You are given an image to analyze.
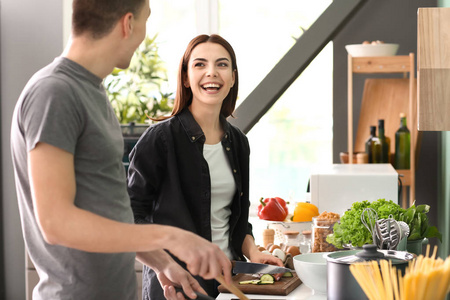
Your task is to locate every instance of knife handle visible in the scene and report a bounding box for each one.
[174,287,215,300]
[216,274,250,300]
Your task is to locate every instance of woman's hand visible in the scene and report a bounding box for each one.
[242,234,284,267]
[248,250,284,267]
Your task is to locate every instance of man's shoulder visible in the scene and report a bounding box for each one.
[24,59,75,94]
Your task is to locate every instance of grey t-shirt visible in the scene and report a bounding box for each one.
[11,57,137,300]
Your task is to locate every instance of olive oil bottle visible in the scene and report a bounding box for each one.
[372,119,390,163]
[365,126,376,163]
[394,113,410,169]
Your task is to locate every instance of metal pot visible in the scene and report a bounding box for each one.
[326,244,415,300]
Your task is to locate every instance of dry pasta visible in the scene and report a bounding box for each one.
[349,245,450,300]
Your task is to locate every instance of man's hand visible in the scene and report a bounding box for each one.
[156,262,206,300]
[165,230,232,285]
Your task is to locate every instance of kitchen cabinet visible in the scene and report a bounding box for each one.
[347,54,418,208]
[417,8,450,131]
[25,251,143,300]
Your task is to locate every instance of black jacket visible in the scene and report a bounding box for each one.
[127,108,252,298]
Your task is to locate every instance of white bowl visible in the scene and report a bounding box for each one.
[293,252,329,295]
[345,43,399,57]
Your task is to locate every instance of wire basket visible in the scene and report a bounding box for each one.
[266,221,312,245]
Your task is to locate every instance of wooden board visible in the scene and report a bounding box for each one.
[217,273,301,296]
[354,78,418,155]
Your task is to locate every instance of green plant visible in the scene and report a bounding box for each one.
[104,35,173,124]
[398,203,442,242]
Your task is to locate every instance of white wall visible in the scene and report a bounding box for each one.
[1,1,64,298]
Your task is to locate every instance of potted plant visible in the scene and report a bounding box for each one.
[397,203,442,255]
[104,35,174,168]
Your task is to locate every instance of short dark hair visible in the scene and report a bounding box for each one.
[72,0,146,39]
[174,34,239,118]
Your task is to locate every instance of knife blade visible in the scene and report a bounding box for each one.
[232,261,294,275]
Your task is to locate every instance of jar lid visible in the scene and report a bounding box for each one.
[326,244,415,265]
[284,230,299,236]
[302,230,312,236]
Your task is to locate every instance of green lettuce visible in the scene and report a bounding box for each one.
[326,199,440,249]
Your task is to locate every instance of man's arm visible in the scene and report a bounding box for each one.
[28,142,232,282]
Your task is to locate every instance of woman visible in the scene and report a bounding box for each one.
[128,34,282,299]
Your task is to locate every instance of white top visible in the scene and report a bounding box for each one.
[203,142,236,259]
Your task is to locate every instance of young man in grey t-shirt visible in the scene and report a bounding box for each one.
[10,0,231,299]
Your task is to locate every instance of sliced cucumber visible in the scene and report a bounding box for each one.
[239,280,260,285]
[259,274,275,284]
[282,271,293,278]
[258,281,275,285]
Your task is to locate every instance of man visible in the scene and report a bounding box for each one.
[10,0,231,299]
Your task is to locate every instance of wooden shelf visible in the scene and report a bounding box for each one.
[347,54,417,208]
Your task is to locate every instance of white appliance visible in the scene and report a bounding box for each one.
[310,164,399,216]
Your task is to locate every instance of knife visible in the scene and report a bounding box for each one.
[232,261,294,275]
[174,287,215,300]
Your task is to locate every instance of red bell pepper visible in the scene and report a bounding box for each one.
[260,197,289,216]
[258,197,288,221]
[274,197,289,216]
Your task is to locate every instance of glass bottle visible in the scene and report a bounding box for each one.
[394,113,410,169]
[365,126,376,163]
[372,119,390,163]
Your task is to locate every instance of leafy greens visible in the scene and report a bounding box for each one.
[326,199,442,249]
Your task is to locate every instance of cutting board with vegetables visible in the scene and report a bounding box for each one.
[217,273,301,296]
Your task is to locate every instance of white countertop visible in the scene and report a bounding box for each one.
[216,283,327,300]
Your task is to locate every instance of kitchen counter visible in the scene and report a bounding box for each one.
[216,283,327,300]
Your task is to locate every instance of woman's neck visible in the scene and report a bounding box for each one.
[189,104,223,144]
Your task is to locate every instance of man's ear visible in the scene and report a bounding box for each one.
[121,12,134,38]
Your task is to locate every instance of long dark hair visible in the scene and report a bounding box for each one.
[158,34,239,121]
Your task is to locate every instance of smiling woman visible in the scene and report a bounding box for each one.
[145,1,333,217]
[127,34,285,299]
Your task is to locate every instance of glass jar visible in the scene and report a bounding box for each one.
[300,230,311,254]
[311,215,340,252]
[283,230,300,247]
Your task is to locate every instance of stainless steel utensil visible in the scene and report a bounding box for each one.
[396,221,410,250]
[398,221,410,239]
[361,208,378,245]
[388,219,400,250]
[375,216,400,250]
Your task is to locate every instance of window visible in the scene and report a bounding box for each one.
[148,1,333,220]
